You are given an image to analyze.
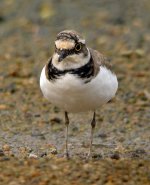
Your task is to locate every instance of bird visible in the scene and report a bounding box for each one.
[40,30,118,158]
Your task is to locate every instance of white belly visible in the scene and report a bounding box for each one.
[40,66,118,113]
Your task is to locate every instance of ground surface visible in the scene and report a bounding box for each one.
[0,0,150,184]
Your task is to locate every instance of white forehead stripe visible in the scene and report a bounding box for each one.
[79,39,85,44]
[55,40,75,50]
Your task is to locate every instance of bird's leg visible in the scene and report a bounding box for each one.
[87,111,96,158]
[64,111,69,158]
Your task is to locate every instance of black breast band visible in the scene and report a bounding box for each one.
[46,56,94,83]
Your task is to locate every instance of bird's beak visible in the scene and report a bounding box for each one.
[58,50,67,62]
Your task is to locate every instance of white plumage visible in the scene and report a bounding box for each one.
[40,65,118,113]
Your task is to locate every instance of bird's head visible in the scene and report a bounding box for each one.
[52,30,90,70]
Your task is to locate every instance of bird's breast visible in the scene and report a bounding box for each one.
[40,66,118,112]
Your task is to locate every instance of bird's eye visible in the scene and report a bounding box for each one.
[75,43,82,51]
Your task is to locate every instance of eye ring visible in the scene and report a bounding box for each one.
[75,43,82,51]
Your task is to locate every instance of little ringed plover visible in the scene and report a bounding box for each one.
[40,30,118,158]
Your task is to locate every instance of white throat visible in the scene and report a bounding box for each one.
[52,48,90,70]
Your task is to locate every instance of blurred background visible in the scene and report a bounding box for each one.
[0,0,150,61]
[0,0,150,184]
[0,0,150,169]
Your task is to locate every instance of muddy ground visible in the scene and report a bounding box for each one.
[0,0,150,184]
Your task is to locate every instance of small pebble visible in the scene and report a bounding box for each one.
[0,157,10,161]
[0,104,9,110]
[50,117,62,124]
[2,144,10,151]
[50,148,57,155]
[110,152,120,160]
[97,133,107,138]
[29,153,38,159]
[19,147,26,153]
[92,153,102,159]
[83,163,92,171]
[0,149,5,156]
[40,152,47,157]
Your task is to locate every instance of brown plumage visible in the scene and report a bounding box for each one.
[56,30,84,42]
[89,48,112,76]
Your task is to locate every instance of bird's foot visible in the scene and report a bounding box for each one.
[64,151,70,159]
[85,151,92,160]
